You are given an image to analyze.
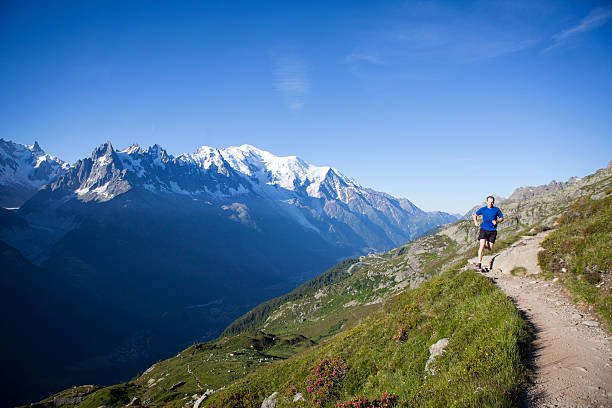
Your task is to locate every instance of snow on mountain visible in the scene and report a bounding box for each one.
[188,144,442,238]
[44,141,407,212]
[0,138,69,207]
[45,141,251,202]
[14,139,457,250]
[218,144,341,198]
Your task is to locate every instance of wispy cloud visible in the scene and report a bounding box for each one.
[545,6,612,52]
[343,2,543,74]
[271,54,310,110]
[344,53,384,65]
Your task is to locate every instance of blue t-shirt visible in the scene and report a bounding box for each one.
[476,206,503,231]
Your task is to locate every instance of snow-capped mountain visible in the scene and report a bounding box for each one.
[46,142,251,203]
[0,138,70,207]
[31,140,455,250]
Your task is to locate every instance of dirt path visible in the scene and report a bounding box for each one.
[467,231,612,408]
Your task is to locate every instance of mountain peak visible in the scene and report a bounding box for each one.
[121,144,143,154]
[146,143,169,161]
[236,143,261,152]
[193,145,220,155]
[0,140,67,207]
[93,141,114,156]
[30,141,43,154]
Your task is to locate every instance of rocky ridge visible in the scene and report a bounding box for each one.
[0,139,69,207]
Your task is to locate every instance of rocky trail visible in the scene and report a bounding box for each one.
[466,232,612,407]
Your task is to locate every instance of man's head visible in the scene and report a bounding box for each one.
[486,196,495,207]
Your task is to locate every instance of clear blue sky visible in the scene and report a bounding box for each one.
[1,0,611,213]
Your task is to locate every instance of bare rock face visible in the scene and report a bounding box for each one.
[425,338,450,375]
[507,178,580,202]
[462,174,583,220]
[486,232,550,275]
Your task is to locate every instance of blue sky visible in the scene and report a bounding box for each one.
[1,0,611,213]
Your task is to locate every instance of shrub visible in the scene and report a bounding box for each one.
[335,392,398,408]
[306,357,349,406]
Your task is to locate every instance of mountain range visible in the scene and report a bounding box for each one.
[0,138,457,406]
[3,138,456,254]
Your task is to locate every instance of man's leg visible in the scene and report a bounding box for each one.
[487,242,495,269]
[478,239,487,265]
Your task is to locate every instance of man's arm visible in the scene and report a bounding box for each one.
[473,212,479,227]
[492,208,504,225]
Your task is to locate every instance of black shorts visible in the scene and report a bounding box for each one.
[478,228,497,243]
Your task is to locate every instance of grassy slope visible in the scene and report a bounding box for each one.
[27,164,612,407]
[538,192,612,330]
[204,268,529,408]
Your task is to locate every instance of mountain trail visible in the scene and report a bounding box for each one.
[466,231,612,407]
[187,364,203,390]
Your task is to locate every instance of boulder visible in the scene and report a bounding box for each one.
[261,392,278,408]
[425,338,450,375]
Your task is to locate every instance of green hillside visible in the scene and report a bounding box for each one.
[203,267,530,408]
[25,163,612,407]
[538,192,612,329]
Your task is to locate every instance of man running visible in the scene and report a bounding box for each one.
[473,195,504,271]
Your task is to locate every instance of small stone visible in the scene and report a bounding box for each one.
[261,392,278,408]
[293,393,306,402]
[576,367,588,373]
[571,313,583,319]
[552,277,559,283]
[583,320,600,327]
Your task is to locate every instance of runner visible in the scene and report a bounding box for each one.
[473,196,504,272]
